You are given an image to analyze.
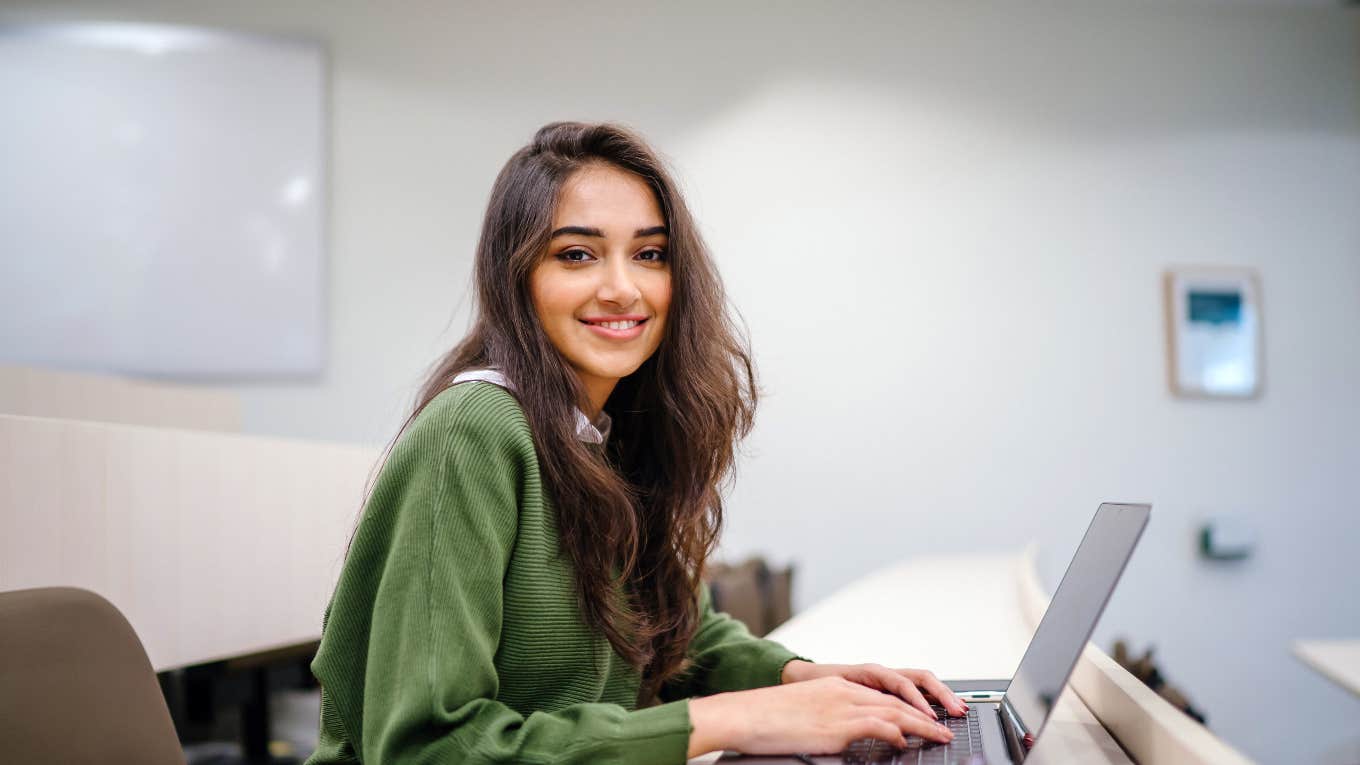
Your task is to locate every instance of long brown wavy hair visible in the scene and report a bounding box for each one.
[396,122,756,695]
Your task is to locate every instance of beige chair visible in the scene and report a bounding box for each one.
[705,557,794,637]
[0,587,184,765]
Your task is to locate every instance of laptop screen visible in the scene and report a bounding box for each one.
[1002,503,1150,741]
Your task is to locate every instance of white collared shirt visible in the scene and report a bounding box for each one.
[450,369,611,445]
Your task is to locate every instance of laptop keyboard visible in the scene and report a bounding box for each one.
[842,705,985,765]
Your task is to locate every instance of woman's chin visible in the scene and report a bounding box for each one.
[572,357,648,386]
[586,364,643,383]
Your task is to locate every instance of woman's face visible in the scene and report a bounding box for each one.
[530,163,672,410]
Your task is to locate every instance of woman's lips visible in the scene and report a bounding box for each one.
[580,317,647,340]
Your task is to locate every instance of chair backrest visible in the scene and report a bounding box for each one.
[705,557,795,637]
[0,587,184,765]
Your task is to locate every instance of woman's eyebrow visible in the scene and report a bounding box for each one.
[550,225,669,238]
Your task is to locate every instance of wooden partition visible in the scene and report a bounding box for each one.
[0,413,376,671]
[0,365,241,431]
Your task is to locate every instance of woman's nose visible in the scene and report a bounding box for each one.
[597,257,641,306]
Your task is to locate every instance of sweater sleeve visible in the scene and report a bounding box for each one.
[660,583,807,701]
[311,384,691,765]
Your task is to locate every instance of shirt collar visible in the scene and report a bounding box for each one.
[449,368,610,445]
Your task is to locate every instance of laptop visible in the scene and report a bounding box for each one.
[723,501,1150,765]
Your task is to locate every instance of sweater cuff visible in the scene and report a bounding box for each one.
[613,699,691,764]
[766,645,813,686]
[775,653,815,685]
[707,638,809,692]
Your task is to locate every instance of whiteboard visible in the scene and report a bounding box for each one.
[0,23,326,378]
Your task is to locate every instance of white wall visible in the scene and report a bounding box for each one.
[3,1,1357,762]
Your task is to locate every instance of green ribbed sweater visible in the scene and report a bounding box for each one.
[307,382,800,764]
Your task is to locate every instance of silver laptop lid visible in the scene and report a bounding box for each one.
[1001,502,1150,750]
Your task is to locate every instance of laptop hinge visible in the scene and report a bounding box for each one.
[998,698,1032,763]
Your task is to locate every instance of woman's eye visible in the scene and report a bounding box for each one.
[557,249,594,263]
[637,249,668,263]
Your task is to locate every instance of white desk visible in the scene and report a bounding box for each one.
[690,551,1252,764]
[1293,640,1360,698]
[765,552,1125,765]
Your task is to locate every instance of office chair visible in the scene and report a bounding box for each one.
[0,586,185,765]
[705,557,794,637]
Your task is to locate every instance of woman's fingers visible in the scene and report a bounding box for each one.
[834,663,969,719]
[841,678,935,723]
[901,669,968,717]
[707,677,958,756]
[849,717,909,749]
[860,664,937,720]
[861,705,953,744]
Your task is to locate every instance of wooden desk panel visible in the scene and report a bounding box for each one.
[0,365,241,432]
[0,413,376,671]
[1293,640,1360,698]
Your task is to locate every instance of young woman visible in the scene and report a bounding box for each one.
[307,122,965,765]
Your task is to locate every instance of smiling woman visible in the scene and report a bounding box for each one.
[306,122,963,765]
[530,163,673,416]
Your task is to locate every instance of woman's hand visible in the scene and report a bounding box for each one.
[780,660,969,719]
[686,676,955,758]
